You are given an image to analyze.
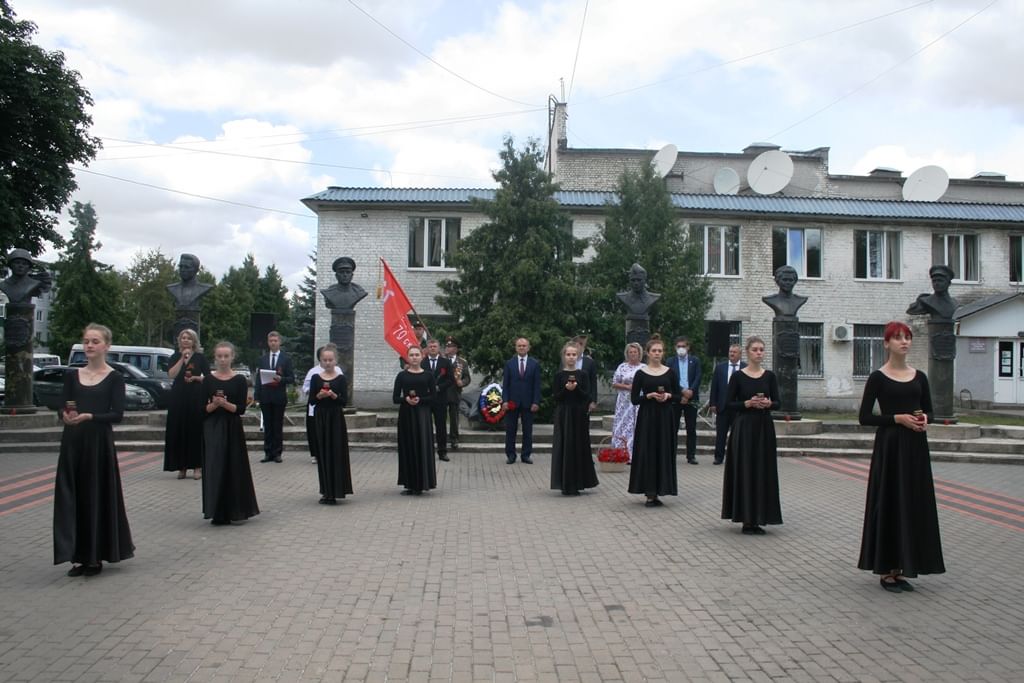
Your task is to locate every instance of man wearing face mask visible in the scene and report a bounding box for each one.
[668,337,702,464]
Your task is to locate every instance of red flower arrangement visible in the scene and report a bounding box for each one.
[597,447,630,464]
[479,383,511,424]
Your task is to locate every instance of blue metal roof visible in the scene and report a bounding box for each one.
[302,187,1024,223]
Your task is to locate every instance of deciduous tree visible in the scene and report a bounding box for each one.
[0,0,100,257]
[48,202,126,360]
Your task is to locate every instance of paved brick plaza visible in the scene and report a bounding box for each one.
[1,447,1022,682]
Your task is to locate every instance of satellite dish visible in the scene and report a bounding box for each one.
[713,167,741,195]
[902,165,949,201]
[747,150,793,194]
[651,144,678,178]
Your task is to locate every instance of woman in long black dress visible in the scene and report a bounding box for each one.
[202,341,259,525]
[858,321,944,593]
[164,328,208,480]
[392,346,436,495]
[310,343,353,504]
[54,323,134,577]
[721,335,782,535]
[628,335,680,507]
[551,341,599,496]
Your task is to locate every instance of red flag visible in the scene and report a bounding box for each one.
[380,258,417,358]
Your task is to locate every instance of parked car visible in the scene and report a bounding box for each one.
[67,344,173,378]
[69,360,173,409]
[33,366,155,411]
[0,375,5,405]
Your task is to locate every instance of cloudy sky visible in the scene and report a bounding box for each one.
[23,0,1022,291]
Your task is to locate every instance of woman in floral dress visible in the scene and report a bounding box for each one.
[611,342,644,461]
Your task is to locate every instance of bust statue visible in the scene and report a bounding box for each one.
[321,256,368,311]
[762,265,808,319]
[166,253,213,310]
[0,249,51,305]
[616,263,660,317]
[907,264,958,321]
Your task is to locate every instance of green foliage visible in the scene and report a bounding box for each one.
[579,163,713,371]
[47,202,127,360]
[0,1,100,257]
[287,251,317,378]
[199,253,291,370]
[121,248,177,346]
[436,137,586,418]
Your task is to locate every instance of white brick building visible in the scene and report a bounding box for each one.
[304,107,1024,410]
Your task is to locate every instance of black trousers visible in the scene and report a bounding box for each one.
[305,411,318,460]
[430,401,447,456]
[261,402,285,458]
[714,409,735,464]
[446,399,460,445]
[673,402,698,461]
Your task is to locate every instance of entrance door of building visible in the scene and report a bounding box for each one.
[993,340,1024,404]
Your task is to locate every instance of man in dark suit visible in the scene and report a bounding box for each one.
[501,336,541,464]
[572,335,599,412]
[709,344,746,465]
[424,338,454,461]
[668,337,702,464]
[255,330,294,463]
[444,337,471,451]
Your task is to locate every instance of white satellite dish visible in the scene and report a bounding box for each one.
[902,165,949,201]
[713,167,741,195]
[651,144,678,178]
[747,150,793,194]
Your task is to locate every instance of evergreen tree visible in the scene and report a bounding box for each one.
[256,262,291,337]
[122,248,177,346]
[287,251,317,377]
[0,1,101,256]
[579,163,713,368]
[48,202,127,360]
[436,137,586,417]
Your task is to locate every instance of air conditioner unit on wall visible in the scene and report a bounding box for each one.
[831,324,852,342]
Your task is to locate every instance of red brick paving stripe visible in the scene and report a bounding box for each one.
[0,451,162,516]
[799,457,1024,532]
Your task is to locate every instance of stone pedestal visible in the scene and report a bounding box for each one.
[772,418,821,436]
[2,302,38,414]
[329,310,356,407]
[771,317,801,420]
[624,315,650,348]
[172,309,202,340]
[927,319,957,424]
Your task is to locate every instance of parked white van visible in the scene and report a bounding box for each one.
[32,353,61,368]
[68,344,174,378]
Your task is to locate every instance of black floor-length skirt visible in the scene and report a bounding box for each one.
[858,426,945,577]
[722,411,782,525]
[550,403,598,494]
[53,423,135,565]
[315,404,353,499]
[628,401,678,497]
[164,381,205,471]
[397,405,436,492]
[202,413,259,522]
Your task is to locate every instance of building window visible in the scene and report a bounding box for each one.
[798,323,823,377]
[1011,235,1023,284]
[853,324,886,377]
[408,217,461,269]
[773,227,822,278]
[855,230,901,280]
[688,224,740,275]
[932,233,979,282]
[728,321,742,349]
[36,309,45,321]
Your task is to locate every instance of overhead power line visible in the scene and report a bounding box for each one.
[566,0,589,102]
[346,0,539,108]
[73,167,316,218]
[582,0,937,102]
[765,0,997,140]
